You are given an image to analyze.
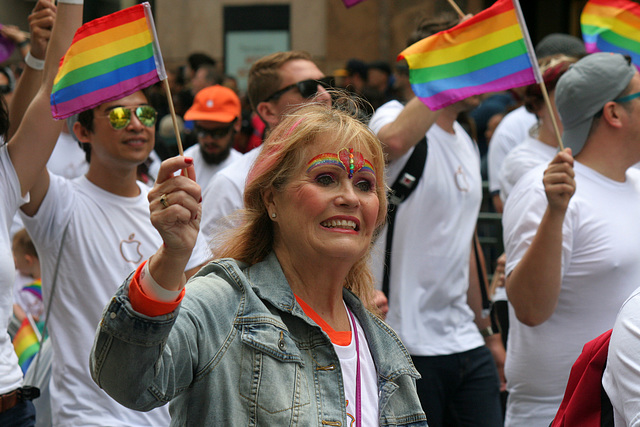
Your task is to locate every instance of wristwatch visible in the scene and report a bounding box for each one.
[479,326,497,337]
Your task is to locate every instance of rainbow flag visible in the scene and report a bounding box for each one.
[399,0,539,110]
[22,279,42,301]
[581,0,640,69]
[342,0,367,7]
[50,2,167,119]
[12,318,40,374]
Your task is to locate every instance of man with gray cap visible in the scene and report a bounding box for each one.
[501,52,640,426]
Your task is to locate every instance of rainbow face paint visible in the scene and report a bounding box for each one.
[306,148,375,179]
[306,153,345,174]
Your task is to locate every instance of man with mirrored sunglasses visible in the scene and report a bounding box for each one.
[201,51,332,237]
[18,88,210,426]
[182,85,242,188]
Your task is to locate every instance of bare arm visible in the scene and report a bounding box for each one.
[506,148,575,326]
[376,97,440,162]
[7,1,56,139]
[8,1,82,200]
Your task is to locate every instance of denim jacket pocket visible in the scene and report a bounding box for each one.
[238,319,311,420]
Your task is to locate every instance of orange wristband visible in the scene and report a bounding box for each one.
[129,260,185,317]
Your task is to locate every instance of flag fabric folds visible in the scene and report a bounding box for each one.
[12,318,40,374]
[22,278,42,301]
[342,0,367,7]
[581,0,640,69]
[399,0,538,110]
[50,2,167,120]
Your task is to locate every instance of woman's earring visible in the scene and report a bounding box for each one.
[271,212,277,218]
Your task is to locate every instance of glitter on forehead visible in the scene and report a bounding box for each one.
[305,149,375,179]
[339,148,364,179]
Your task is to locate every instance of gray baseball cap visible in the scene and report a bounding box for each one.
[555,52,636,156]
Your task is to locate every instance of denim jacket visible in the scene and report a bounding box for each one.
[90,253,427,426]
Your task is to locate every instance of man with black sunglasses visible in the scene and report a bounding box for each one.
[183,85,242,188]
[201,51,332,236]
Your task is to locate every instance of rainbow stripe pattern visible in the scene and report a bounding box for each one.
[399,0,537,110]
[50,2,166,119]
[306,150,375,178]
[22,279,42,301]
[306,153,343,173]
[581,0,640,69]
[12,319,40,374]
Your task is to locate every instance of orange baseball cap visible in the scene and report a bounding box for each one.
[184,85,241,123]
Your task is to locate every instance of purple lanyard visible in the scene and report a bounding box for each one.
[347,308,361,427]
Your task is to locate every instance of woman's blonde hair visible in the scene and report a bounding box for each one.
[213,94,386,310]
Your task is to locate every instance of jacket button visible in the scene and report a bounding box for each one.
[109,312,116,319]
[278,339,286,351]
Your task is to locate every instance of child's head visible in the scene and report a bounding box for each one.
[12,228,39,279]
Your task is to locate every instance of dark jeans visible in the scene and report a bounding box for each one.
[0,399,35,427]
[412,346,503,427]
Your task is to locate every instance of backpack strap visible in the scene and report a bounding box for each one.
[382,137,428,298]
[473,233,492,317]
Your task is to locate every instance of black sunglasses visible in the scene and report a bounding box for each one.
[195,122,235,139]
[262,76,334,103]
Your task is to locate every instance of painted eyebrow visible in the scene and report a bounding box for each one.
[306,153,346,173]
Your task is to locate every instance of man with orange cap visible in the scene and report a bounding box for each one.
[183,85,242,188]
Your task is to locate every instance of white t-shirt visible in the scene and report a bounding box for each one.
[0,145,28,395]
[503,162,640,427]
[499,136,557,202]
[603,286,640,427]
[183,143,242,190]
[47,131,89,179]
[487,106,537,194]
[200,146,262,240]
[334,308,378,426]
[20,174,210,427]
[369,100,484,356]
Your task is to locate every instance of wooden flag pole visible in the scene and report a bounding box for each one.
[511,0,563,149]
[162,78,185,156]
[538,81,564,150]
[446,0,466,19]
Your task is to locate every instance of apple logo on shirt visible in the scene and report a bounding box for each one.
[120,233,143,264]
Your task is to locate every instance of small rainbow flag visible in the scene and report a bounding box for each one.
[399,0,539,110]
[581,0,640,69]
[50,2,166,119]
[12,318,40,374]
[22,279,42,301]
[342,0,367,7]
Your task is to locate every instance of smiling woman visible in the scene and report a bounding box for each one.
[90,94,427,426]
[222,99,388,299]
